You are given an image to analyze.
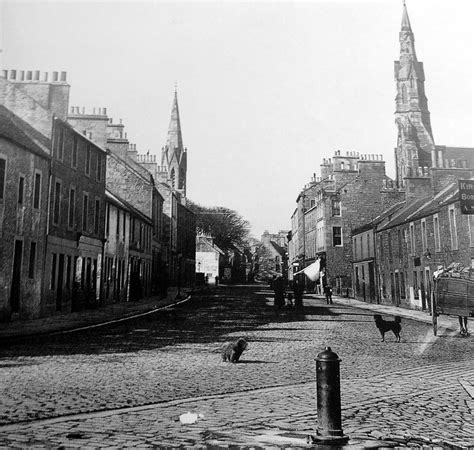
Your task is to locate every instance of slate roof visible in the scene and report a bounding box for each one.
[106,189,152,225]
[377,183,460,232]
[0,105,50,158]
[352,201,406,235]
[270,241,287,257]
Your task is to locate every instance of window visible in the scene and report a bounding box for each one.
[123,211,126,239]
[332,226,342,246]
[332,199,341,216]
[18,176,25,205]
[409,223,415,254]
[448,205,458,250]
[85,145,91,176]
[402,84,408,103]
[413,271,419,299]
[170,168,175,188]
[68,187,76,229]
[51,253,57,290]
[33,172,41,209]
[72,135,78,169]
[0,158,6,200]
[106,204,110,236]
[28,242,36,279]
[116,209,120,236]
[310,199,316,208]
[53,181,61,225]
[57,128,64,161]
[433,214,441,252]
[421,219,427,251]
[398,229,402,256]
[355,267,360,294]
[379,234,383,259]
[400,272,406,299]
[66,255,72,289]
[96,154,102,181]
[388,231,392,260]
[82,193,89,231]
[469,215,474,248]
[94,198,100,235]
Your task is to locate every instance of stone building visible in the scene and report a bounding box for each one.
[0,70,109,317]
[195,234,224,285]
[289,152,396,294]
[0,106,50,320]
[45,118,107,313]
[103,190,131,304]
[351,2,474,309]
[70,107,166,299]
[254,230,288,283]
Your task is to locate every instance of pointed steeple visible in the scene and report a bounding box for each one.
[401,0,412,31]
[160,88,188,196]
[166,88,183,156]
[394,0,435,187]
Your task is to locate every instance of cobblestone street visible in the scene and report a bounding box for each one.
[0,286,473,447]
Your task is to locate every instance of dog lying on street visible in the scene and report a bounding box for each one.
[374,314,401,342]
[222,338,248,363]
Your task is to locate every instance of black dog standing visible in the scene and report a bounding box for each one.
[374,315,402,342]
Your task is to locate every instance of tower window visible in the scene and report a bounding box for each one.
[402,84,408,103]
[170,168,175,188]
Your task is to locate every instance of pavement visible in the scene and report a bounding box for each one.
[0,285,465,340]
[313,293,466,336]
[0,286,199,341]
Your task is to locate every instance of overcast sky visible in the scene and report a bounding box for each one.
[2,0,473,238]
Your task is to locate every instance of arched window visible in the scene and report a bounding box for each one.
[170,168,175,188]
[402,84,408,103]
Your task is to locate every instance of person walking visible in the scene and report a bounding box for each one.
[293,276,304,309]
[273,275,285,309]
[324,285,333,304]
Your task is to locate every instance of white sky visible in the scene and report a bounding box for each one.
[2,0,473,238]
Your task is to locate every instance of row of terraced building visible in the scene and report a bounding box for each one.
[0,70,195,322]
[288,3,474,312]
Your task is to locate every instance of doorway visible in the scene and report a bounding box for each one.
[10,240,23,313]
[56,253,64,311]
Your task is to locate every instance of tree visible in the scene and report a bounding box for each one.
[187,201,251,253]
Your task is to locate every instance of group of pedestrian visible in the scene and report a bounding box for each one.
[271,274,313,310]
[272,275,334,309]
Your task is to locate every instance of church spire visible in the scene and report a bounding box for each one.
[166,88,183,153]
[160,88,187,196]
[394,1,435,187]
[401,0,412,31]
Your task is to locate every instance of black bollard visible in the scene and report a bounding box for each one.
[311,347,349,445]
